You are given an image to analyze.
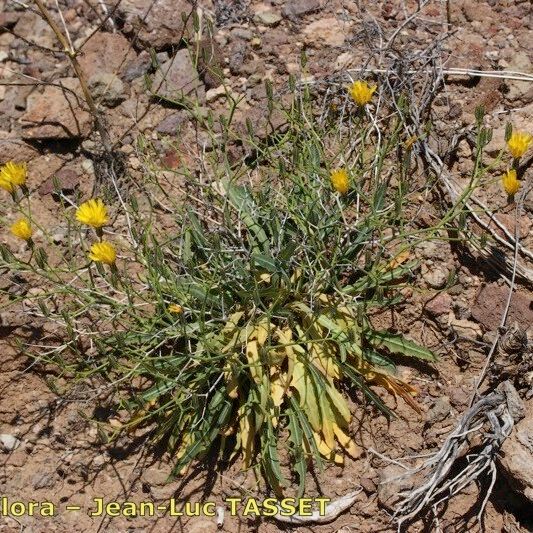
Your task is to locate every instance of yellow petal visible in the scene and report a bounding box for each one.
[502,169,520,196]
[76,198,109,228]
[88,241,116,265]
[0,161,27,190]
[330,168,349,194]
[10,218,33,241]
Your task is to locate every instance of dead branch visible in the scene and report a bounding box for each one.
[392,380,525,529]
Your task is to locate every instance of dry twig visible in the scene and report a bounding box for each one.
[392,380,525,529]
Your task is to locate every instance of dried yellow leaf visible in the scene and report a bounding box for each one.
[238,405,255,469]
[246,339,262,384]
[388,249,410,269]
[333,424,358,458]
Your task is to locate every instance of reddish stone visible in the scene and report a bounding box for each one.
[20,78,92,139]
[78,33,136,80]
[425,292,453,318]
[118,0,193,50]
[161,150,181,170]
[38,168,80,196]
[472,284,533,331]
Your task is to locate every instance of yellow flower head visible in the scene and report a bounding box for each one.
[10,218,33,241]
[330,168,349,195]
[76,198,109,228]
[168,304,184,314]
[507,131,532,159]
[502,169,520,196]
[0,162,27,193]
[89,241,116,265]
[349,80,377,106]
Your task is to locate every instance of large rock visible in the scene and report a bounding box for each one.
[20,78,92,139]
[253,11,282,27]
[78,32,136,80]
[234,103,288,142]
[152,50,205,103]
[424,292,453,318]
[0,11,20,29]
[421,264,449,289]
[498,400,533,502]
[282,0,321,17]
[118,0,194,49]
[500,52,533,104]
[0,138,39,162]
[472,284,533,331]
[88,73,126,107]
[122,51,152,82]
[449,318,482,341]
[377,464,415,511]
[38,165,81,196]
[425,396,451,425]
[156,112,188,135]
[0,434,21,451]
[302,18,350,48]
[12,11,55,49]
[461,2,494,23]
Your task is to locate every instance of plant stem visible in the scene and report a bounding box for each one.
[32,0,114,155]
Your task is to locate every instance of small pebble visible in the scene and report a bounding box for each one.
[0,434,21,452]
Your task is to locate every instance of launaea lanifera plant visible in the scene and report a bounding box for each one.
[5,80,443,497]
[99,167,436,496]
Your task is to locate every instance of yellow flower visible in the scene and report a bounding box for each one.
[0,162,27,192]
[89,241,116,265]
[10,218,33,241]
[349,80,377,106]
[502,169,520,196]
[330,168,349,195]
[76,198,109,228]
[168,304,183,314]
[507,131,532,159]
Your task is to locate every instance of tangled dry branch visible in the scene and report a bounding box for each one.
[392,380,525,530]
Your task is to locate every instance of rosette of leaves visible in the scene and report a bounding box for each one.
[106,167,436,495]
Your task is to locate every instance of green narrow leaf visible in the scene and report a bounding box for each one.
[373,181,387,210]
[172,391,232,475]
[186,208,208,248]
[364,349,397,374]
[174,280,221,308]
[289,396,324,472]
[140,380,177,403]
[251,253,278,273]
[365,330,437,361]
[225,181,270,255]
[262,420,287,496]
[278,239,298,262]
[183,228,193,264]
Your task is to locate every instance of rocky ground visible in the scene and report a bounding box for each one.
[1,0,533,532]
